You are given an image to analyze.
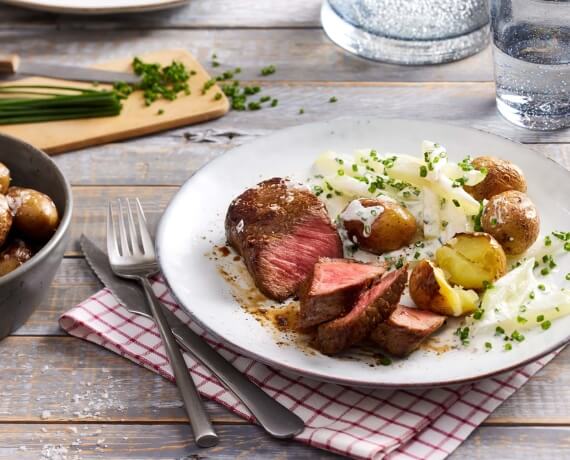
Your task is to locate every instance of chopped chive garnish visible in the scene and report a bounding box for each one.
[260,65,276,76]
[541,320,552,330]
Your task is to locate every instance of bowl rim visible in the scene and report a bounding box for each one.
[0,133,73,284]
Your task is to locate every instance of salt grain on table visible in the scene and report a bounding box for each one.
[41,410,51,420]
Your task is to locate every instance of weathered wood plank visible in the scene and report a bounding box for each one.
[67,186,177,255]
[2,334,570,424]
[0,0,323,29]
[0,336,242,423]
[164,83,570,143]
[0,424,569,459]
[0,28,494,82]
[0,423,341,459]
[51,139,570,187]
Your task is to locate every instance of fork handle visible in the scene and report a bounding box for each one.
[140,277,218,448]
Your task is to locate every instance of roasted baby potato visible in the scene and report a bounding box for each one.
[435,232,507,290]
[409,259,479,317]
[481,190,539,255]
[341,197,417,254]
[0,162,10,194]
[7,187,59,241]
[0,195,12,248]
[464,156,527,201]
[0,239,33,276]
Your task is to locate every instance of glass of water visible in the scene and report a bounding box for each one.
[321,0,490,65]
[491,0,570,130]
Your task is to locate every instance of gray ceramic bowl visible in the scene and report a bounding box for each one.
[0,134,72,340]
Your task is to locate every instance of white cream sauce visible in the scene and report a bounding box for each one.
[340,199,384,237]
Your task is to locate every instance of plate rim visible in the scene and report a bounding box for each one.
[156,117,570,388]
[1,0,189,15]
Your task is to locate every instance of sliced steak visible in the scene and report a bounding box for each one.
[299,258,386,328]
[225,178,343,301]
[370,305,446,357]
[315,267,408,355]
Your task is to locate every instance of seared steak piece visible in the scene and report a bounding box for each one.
[315,267,408,355]
[299,258,386,328]
[225,178,343,301]
[370,305,446,357]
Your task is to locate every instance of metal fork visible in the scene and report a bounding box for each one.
[106,198,218,448]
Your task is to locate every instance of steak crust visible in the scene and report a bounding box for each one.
[225,178,343,301]
[315,267,408,355]
[370,305,446,357]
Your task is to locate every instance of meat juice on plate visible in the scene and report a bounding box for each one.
[492,3,570,130]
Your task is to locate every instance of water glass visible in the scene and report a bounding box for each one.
[490,0,570,130]
[321,0,490,65]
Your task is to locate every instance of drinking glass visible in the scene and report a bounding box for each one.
[490,0,570,130]
[321,0,490,65]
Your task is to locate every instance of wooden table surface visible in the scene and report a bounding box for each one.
[1,1,569,458]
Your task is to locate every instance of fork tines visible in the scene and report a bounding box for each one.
[106,198,155,261]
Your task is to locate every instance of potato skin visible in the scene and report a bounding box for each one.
[0,195,13,247]
[341,197,417,255]
[0,239,33,276]
[409,259,478,316]
[409,260,443,311]
[481,191,539,255]
[7,187,59,241]
[464,156,527,201]
[435,232,507,289]
[0,162,10,194]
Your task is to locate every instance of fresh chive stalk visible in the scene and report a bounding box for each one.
[0,85,122,125]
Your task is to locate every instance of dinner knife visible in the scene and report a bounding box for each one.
[80,234,305,439]
[0,54,140,84]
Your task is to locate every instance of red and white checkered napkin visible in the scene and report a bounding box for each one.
[60,278,559,460]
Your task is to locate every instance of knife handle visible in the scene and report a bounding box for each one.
[140,277,218,448]
[170,323,305,439]
[0,55,20,74]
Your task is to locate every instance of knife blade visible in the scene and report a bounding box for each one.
[80,234,305,439]
[0,54,140,84]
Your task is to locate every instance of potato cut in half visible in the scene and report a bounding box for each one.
[435,232,507,290]
[409,259,479,317]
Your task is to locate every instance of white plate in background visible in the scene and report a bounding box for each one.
[2,0,188,14]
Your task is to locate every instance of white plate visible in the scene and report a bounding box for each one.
[157,118,570,388]
[2,0,188,14]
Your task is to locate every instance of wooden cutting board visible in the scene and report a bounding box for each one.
[0,49,230,155]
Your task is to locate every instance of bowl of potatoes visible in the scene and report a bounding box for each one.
[0,134,72,340]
